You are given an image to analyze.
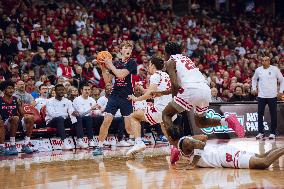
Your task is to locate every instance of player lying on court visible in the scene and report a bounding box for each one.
[168,130,284,170]
[151,42,245,164]
[126,56,172,156]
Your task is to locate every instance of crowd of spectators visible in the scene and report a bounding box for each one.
[0,0,283,122]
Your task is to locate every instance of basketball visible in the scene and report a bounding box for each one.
[96,51,113,65]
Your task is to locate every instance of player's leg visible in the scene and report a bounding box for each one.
[126,110,147,156]
[7,116,19,155]
[120,97,135,137]
[161,101,182,147]
[249,147,284,169]
[0,118,7,155]
[93,96,117,156]
[22,115,34,153]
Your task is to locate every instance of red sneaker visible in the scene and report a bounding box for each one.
[170,147,180,164]
[225,114,245,138]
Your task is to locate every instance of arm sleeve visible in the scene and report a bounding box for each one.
[126,59,137,75]
[252,69,259,91]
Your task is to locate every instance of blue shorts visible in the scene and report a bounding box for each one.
[105,95,133,116]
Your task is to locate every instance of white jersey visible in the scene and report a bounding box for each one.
[170,54,207,88]
[190,145,254,169]
[150,71,172,111]
[72,96,96,116]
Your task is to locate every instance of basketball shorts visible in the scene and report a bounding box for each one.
[172,84,211,115]
[144,103,162,125]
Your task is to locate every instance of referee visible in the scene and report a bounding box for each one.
[252,55,284,140]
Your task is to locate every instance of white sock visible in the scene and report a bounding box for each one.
[0,144,4,147]
[24,136,30,145]
[98,141,104,148]
[220,118,228,126]
[135,137,142,143]
[10,137,16,146]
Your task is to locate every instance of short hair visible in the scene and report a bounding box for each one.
[150,56,164,70]
[80,83,91,91]
[54,84,65,91]
[234,86,243,92]
[0,80,15,91]
[120,40,134,49]
[165,42,182,56]
[39,84,47,90]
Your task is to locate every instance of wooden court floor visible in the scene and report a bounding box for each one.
[1,137,284,189]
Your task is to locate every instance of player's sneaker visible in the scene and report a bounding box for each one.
[21,144,33,154]
[62,139,73,150]
[89,139,96,147]
[225,114,245,138]
[126,139,135,146]
[0,146,17,156]
[268,134,276,140]
[76,138,88,149]
[142,138,151,145]
[3,145,18,155]
[256,133,265,140]
[92,147,103,156]
[126,141,146,157]
[116,140,131,147]
[157,135,168,143]
[170,146,180,164]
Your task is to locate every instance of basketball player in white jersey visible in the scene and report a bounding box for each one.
[126,57,172,156]
[153,42,245,164]
[175,133,284,170]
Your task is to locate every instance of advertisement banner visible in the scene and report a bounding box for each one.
[50,137,75,150]
[189,103,284,138]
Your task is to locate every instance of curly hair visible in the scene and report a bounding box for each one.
[165,42,182,56]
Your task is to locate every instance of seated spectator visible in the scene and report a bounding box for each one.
[68,86,79,101]
[73,84,97,147]
[0,80,34,155]
[17,36,31,51]
[76,48,86,65]
[73,65,86,89]
[34,84,49,112]
[45,84,87,150]
[13,80,35,105]
[229,86,248,102]
[57,57,74,80]
[211,87,223,102]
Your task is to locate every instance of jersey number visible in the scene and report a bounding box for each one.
[181,59,195,70]
[226,153,233,162]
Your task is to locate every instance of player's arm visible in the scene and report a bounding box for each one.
[101,65,114,85]
[17,99,25,118]
[129,83,158,102]
[104,58,132,79]
[165,59,179,96]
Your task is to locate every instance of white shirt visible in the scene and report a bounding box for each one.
[252,65,284,98]
[45,97,76,124]
[133,100,147,111]
[97,96,121,117]
[35,97,48,112]
[73,96,96,116]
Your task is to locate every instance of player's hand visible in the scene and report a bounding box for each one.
[251,90,258,96]
[277,93,283,101]
[72,111,80,117]
[128,95,137,101]
[103,57,112,68]
[91,105,98,110]
[151,91,163,98]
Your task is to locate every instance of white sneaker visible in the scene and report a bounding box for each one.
[268,134,276,140]
[126,141,146,157]
[76,138,88,149]
[89,139,96,147]
[62,139,73,150]
[103,140,111,146]
[117,140,131,147]
[126,139,135,146]
[256,133,264,140]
